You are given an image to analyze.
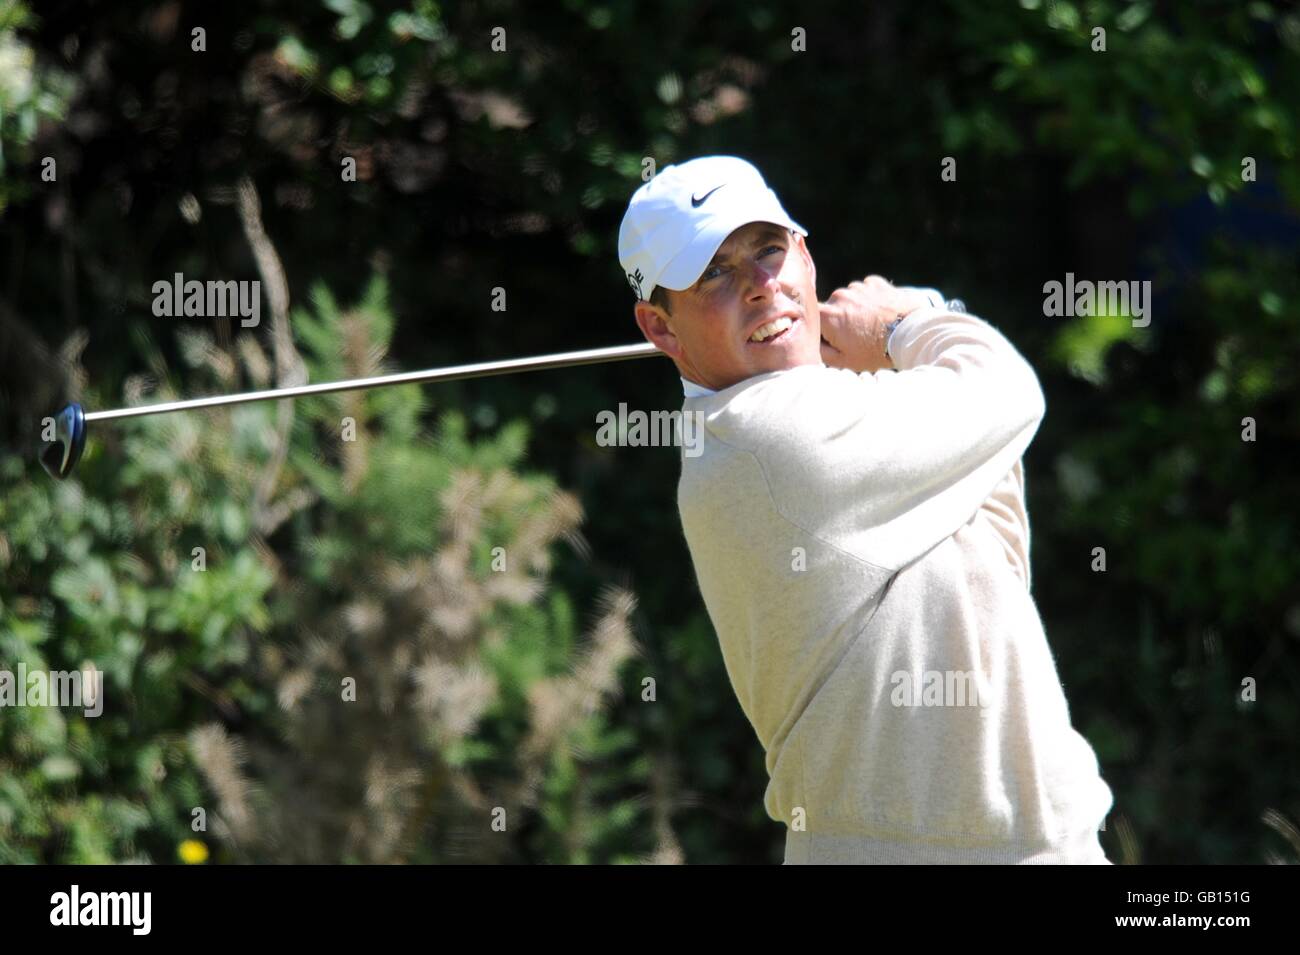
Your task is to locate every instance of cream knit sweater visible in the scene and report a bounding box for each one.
[675,304,1113,864]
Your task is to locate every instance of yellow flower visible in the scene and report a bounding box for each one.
[178,840,209,864]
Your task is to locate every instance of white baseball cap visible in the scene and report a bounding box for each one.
[618,155,808,302]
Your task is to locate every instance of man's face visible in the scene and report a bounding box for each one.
[634,221,821,391]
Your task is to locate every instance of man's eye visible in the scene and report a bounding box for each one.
[702,246,782,284]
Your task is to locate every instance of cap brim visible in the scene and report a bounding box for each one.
[657,201,808,292]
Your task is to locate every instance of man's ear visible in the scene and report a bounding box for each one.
[634,300,686,362]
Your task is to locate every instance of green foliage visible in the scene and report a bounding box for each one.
[948,0,1300,210]
[1,278,656,862]
[2,0,1298,864]
[0,1,74,210]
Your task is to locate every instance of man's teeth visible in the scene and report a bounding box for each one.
[749,316,794,342]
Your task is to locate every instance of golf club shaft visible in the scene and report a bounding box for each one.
[84,342,663,422]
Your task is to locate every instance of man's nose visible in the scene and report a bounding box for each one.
[743,260,782,301]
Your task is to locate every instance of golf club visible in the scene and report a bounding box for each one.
[39,297,964,480]
[40,342,662,480]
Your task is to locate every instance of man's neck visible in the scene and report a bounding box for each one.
[682,362,827,398]
[681,377,717,398]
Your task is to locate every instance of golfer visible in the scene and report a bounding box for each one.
[618,155,1113,864]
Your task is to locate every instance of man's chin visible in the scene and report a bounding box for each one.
[745,331,821,374]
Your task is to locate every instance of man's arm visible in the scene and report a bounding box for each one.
[729,304,1045,572]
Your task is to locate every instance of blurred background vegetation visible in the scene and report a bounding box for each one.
[1,0,1297,863]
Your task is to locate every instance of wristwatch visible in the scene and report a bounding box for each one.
[883,316,906,363]
[885,297,966,363]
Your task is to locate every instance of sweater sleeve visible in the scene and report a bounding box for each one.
[751,305,1045,572]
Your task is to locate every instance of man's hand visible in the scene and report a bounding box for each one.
[818,276,938,374]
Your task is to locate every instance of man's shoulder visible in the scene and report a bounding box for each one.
[676,363,889,475]
[689,363,878,446]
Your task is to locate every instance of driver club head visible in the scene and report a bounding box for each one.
[40,402,87,480]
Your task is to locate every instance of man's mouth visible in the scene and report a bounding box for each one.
[747,314,799,345]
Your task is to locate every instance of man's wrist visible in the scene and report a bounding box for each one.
[883,316,906,364]
[883,297,964,364]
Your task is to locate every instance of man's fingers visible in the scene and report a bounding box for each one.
[819,314,845,361]
[818,301,843,327]
[820,340,846,368]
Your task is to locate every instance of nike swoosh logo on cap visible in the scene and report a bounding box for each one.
[691,184,725,207]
